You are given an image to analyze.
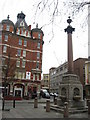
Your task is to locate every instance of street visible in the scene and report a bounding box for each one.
[0,98,90,119]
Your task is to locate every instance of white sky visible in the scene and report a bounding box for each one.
[0,0,88,74]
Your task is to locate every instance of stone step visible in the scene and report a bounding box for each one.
[50,105,88,114]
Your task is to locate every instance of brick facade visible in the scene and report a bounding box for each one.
[0,12,44,98]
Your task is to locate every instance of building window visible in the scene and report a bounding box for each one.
[23,50,26,57]
[4,35,8,41]
[24,40,27,47]
[17,29,20,35]
[37,42,40,49]
[15,71,18,79]
[22,72,25,79]
[60,67,63,71]
[37,52,40,59]
[2,58,5,65]
[16,60,20,67]
[36,62,39,69]
[89,65,90,72]
[33,74,35,81]
[37,74,39,80]
[27,32,30,37]
[3,46,7,53]
[22,60,26,68]
[0,24,3,30]
[6,25,10,31]
[19,39,22,45]
[17,49,21,56]
[21,29,23,35]
[18,72,22,79]
[38,33,40,39]
[24,31,26,36]
[0,33,2,41]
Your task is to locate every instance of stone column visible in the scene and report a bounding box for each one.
[64,17,75,74]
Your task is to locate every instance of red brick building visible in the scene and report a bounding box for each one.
[0,12,44,98]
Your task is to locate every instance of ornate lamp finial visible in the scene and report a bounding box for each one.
[67,16,72,24]
[7,15,10,20]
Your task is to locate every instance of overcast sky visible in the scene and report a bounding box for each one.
[0,0,88,74]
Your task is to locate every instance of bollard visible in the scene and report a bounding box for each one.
[13,99,15,108]
[88,100,90,114]
[2,98,5,110]
[34,97,38,108]
[46,99,50,112]
[54,98,57,105]
[63,102,69,118]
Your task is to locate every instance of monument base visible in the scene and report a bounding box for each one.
[57,74,85,109]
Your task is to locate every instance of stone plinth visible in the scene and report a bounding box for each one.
[57,74,85,108]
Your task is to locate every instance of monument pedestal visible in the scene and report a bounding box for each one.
[57,74,85,108]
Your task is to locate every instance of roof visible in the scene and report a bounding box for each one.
[1,19,14,27]
[32,28,44,35]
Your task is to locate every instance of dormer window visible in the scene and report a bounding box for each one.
[38,33,40,39]
[4,35,8,42]
[20,21,25,27]
[17,28,20,35]
[27,32,31,37]
[6,25,10,31]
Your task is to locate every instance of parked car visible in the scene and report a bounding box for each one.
[31,92,37,99]
[50,92,54,96]
[53,93,58,97]
[40,89,50,99]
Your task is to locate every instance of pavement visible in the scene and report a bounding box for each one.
[0,98,90,119]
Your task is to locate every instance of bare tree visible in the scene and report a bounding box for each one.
[33,0,89,41]
[2,53,16,96]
